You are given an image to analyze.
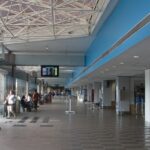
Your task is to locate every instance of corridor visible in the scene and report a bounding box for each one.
[0,97,149,150]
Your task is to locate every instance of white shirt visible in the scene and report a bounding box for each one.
[27,95,32,102]
[7,94,16,105]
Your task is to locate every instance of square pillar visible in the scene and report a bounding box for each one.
[87,84,92,102]
[145,69,150,122]
[116,77,130,114]
[93,82,100,103]
[102,80,112,108]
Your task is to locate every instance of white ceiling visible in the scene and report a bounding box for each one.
[7,36,92,54]
[72,37,150,86]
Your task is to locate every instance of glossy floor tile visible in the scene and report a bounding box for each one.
[0,98,149,150]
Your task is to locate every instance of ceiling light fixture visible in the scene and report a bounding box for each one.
[133,55,139,58]
[120,62,124,65]
[64,70,74,72]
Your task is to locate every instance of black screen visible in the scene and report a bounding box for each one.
[41,65,59,77]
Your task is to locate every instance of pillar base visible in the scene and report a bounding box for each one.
[117,111,130,115]
[101,106,112,109]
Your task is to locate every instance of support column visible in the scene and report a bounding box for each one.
[145,69,150,122]
[11,65,16,91]
[93,82,100,103]
[0,69,7,104]
[87,84,92,102]
[26,74,29,96]
[116,77,130,114]
[78,86,85,102]
[41,80,44,95]
[129,78,135,114]
[37,84,40,93]
[99,82,103,107]
[81,85,87,102]
[39,80,42,94]
[26,81,28,96]
[111,81,116,109]
[76,87,81,102]
[102,80,112,108]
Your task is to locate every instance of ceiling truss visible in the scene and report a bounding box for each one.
[0,0,110,44]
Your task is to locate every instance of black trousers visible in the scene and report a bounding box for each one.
[33,101,38,110]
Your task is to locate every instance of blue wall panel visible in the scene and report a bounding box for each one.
[68,0,150,86]
[86,0,150,66]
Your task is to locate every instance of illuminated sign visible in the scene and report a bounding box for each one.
[41,65,59,77]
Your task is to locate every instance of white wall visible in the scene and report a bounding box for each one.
[145,69,150,122]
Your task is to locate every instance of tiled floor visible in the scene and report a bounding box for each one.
[0,98,149,150]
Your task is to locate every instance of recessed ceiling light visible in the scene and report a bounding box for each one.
[64,69,74,72]
[59,66,65,69]
[133,55,139,58]
[120,62,124,65]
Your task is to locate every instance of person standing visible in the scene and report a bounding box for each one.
[32,90,39,111]
[21,95,26,112]
[6,90,16,118]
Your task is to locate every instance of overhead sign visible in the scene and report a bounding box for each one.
[41,65,59,77]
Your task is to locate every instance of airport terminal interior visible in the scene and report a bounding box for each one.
[0,0,150,149]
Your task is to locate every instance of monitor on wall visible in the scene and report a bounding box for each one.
[41,65,59,77]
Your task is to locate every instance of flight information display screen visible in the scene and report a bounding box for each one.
[41,65,59,77]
